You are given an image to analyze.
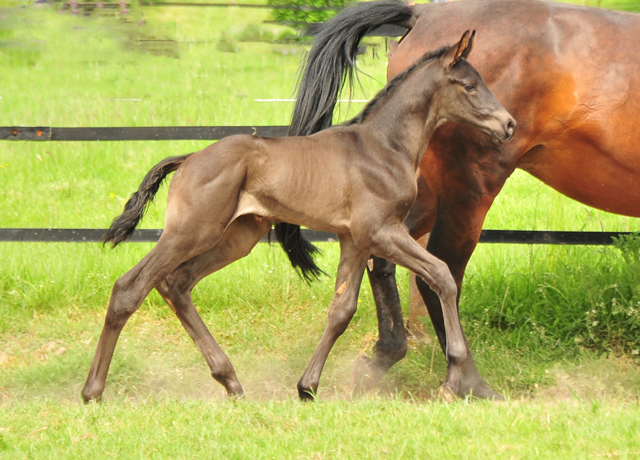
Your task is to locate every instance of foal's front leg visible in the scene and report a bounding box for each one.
[369,224,467,400]
[297,237,370,401]
[354,176,436,393]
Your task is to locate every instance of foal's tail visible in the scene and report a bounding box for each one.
[102,154,192,247]
[276,0,416,282]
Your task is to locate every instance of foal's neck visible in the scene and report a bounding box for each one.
[358,64,442,169]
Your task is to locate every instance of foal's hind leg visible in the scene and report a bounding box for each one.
[81,239,201,403]
[368,224,467,400]
[298,237,370,401]
[155,215,271,397]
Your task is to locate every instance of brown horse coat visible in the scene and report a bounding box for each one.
[286,0,640,399]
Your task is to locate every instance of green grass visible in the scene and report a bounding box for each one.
[2,398,640,459]
[2,1,640,457]
[579,0,640,10]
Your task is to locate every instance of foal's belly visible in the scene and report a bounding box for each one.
[234,190,352,235]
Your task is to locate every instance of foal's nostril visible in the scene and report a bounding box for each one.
[505,119,517,138]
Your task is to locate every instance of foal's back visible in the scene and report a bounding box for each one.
[167,127,367,234]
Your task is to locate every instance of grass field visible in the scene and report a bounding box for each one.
[2,0,640,458]
[3,398,640,459]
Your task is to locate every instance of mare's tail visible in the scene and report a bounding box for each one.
[102,154,192,247]
[276,0,416,282]
[289,0,415,137]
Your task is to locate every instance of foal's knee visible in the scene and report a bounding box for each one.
[105,278,143,327]
[166,272,191,294]
[328,301,358,328]
[157,270,194,303]
[327,285,360,333]
[446,339,468,368]
[429,260,457,301]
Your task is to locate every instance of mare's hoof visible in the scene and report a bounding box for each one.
[81,395,101,405]
[438,385,458,403]
[299,392,316,402]
[459,378,505,401]
[352,356,377,395]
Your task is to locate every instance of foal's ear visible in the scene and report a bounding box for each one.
[441,30,476,68]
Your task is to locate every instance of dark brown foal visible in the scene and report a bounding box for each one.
[82,31,515,403]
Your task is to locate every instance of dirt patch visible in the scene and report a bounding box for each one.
[536,355,640,403]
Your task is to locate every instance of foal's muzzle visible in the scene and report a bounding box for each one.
[491,116,517,144]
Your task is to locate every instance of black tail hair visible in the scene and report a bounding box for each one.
[276,0,415,281]
[102,154,192,247]
[274,224,326,283]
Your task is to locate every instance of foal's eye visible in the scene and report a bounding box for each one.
[464,84,476,92]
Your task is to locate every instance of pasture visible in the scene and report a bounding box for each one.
[1,0,640,457]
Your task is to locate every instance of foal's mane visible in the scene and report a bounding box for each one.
[344,45,449,126]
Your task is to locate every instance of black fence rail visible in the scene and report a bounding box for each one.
[1,126,289,141]
[0,228,335,243]
[63,2,345,10]
[0,229,634,245]
[3,125,636,246]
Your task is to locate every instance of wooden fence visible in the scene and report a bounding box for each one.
[2,125,636,244]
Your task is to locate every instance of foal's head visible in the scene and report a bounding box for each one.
[431,31,516,144]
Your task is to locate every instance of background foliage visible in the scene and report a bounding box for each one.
[268,0,351,25]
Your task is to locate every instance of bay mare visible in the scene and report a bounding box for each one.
[281,0,640,399]
[81,32,515,402]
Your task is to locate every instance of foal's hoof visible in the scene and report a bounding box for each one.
[476,388,504,402]
[438,385,458,403]
[459,375,505,401]
[81,394,101,405]
[225,382,244,399]
[227,389,244,400]
[81,385,104,404]
[297,385,317,402]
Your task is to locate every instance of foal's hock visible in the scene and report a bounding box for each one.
[82,31,515,403]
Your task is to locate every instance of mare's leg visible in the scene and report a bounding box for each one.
[298,237,370,401]
[354,175,435,392]
[354,255,407,392]
[155,214,271,397]
[362,135,514,399]
[368,224,467,400]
